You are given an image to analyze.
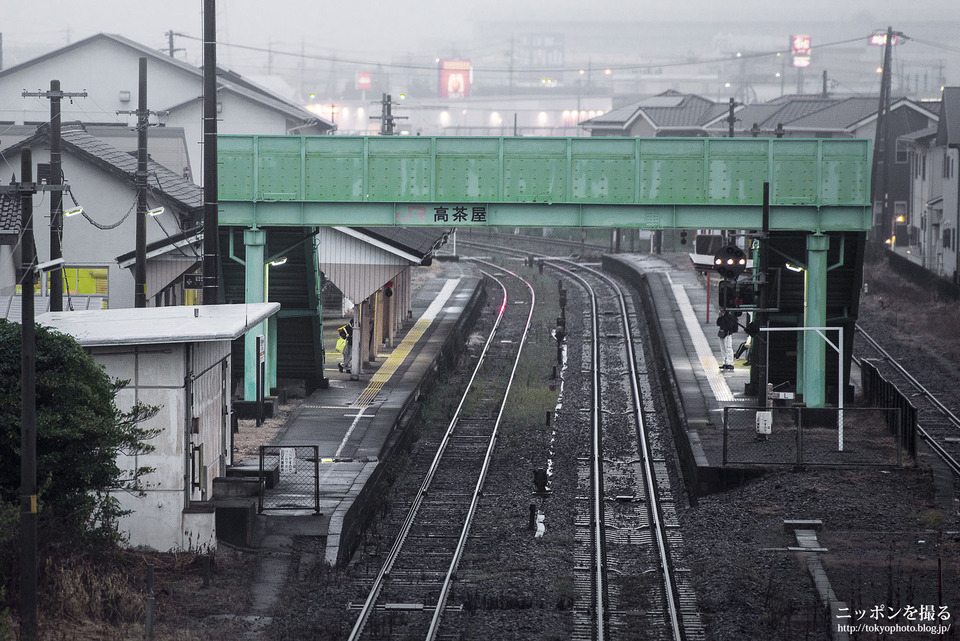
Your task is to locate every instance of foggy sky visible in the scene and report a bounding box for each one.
[3,0,952,71]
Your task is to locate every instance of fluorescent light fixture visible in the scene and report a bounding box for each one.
[269,257,288,267]
[148,207,165,216]
[63,206,83,217]
[785,262,804,272]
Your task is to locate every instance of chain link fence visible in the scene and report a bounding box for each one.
[259,445,321,513]
[722,406,908,467]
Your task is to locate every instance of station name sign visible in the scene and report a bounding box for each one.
[396,204,488,225]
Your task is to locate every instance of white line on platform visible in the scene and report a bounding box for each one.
[666,274,734,402]
[334,407,367,458]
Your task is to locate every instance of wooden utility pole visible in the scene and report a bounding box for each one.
[20,149,38,641]
[872,26,900,242]
[22,82,86,312]
[117,58,160,308]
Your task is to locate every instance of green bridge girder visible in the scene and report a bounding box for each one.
[217,135,872,232]
[217,135,874,409]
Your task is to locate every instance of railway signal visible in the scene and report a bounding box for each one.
[713,245,747,281]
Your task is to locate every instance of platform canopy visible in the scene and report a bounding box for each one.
[217,135,872,233]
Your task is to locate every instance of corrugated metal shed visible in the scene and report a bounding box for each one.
[318,227,429,303]
[36,302,279,346]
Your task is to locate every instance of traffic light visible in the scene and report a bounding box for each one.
[680,230,688,245]
[384,280,393,297]
[713,245,747,280]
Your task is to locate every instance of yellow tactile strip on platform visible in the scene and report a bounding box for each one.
[351,279,461,408]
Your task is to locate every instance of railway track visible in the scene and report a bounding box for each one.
[855,325,960,476]
[346,264,535,641]
[553,259,701,641]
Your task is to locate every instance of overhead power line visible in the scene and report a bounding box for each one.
[173,32,880,75]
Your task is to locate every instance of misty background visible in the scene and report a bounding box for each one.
[4,0,959,116]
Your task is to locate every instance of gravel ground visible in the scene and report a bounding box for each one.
[665,250,960,641]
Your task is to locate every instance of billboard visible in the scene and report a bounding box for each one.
[356,71,372,91]
[791,34,811,68]
[438,59,471,99]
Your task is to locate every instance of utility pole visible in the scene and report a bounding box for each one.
[117,58,167,307]
[202,0,220,304]
[727,97,741,137]
[22,82,87,312]
[370,94,407,135]
[872,26,901,243]
[136,60,148,308]
[19,149,38,641]
[165,30,185,58]
[0,153,73,641]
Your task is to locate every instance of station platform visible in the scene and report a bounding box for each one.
[232,260,485,581]
[604,252,764,492]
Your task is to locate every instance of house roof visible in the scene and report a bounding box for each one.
[582,91,720,133]
[37,302,280,346]
[115,226,202,267]
[0,194,20,238]
[899,125,939,144]
[2,123,203,212]
[937,87,960,147]
[0,33,334,132]
[348,227,448,263]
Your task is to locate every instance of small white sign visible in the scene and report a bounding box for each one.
[756,410,773,435]
[280,448,297,473]
[768,391,795,400]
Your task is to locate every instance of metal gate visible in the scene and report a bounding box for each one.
[258,445,320,513]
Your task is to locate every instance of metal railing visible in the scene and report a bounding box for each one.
[258,445,320,513]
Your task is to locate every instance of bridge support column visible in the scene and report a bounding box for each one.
[802,233,829,408]
[244,228,266,401]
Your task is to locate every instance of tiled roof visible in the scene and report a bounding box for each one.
[61,125,203,210]
[0,194,20,236]
[582,92,720,131]
[1,124,202,213]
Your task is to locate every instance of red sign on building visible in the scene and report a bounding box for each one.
[357,71,372,91]
[791,34,811,68]
[438,59,471,99]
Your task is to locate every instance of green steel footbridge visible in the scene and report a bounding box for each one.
[217,135,872,408]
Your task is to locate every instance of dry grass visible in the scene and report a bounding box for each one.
[3,548,257,641]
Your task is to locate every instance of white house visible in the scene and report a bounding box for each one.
[0,123,203,307]
[0,33,334,183]
[37,303,280,551]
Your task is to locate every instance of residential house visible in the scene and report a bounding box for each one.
[0,123,203,307]
[579,90,726,137]
[900,87,960,284]
[0,33,334,183]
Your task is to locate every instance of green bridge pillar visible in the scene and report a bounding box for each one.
[802,233,830,408]
[244,228,266,401]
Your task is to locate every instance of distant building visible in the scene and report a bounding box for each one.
[0,33,334,184]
